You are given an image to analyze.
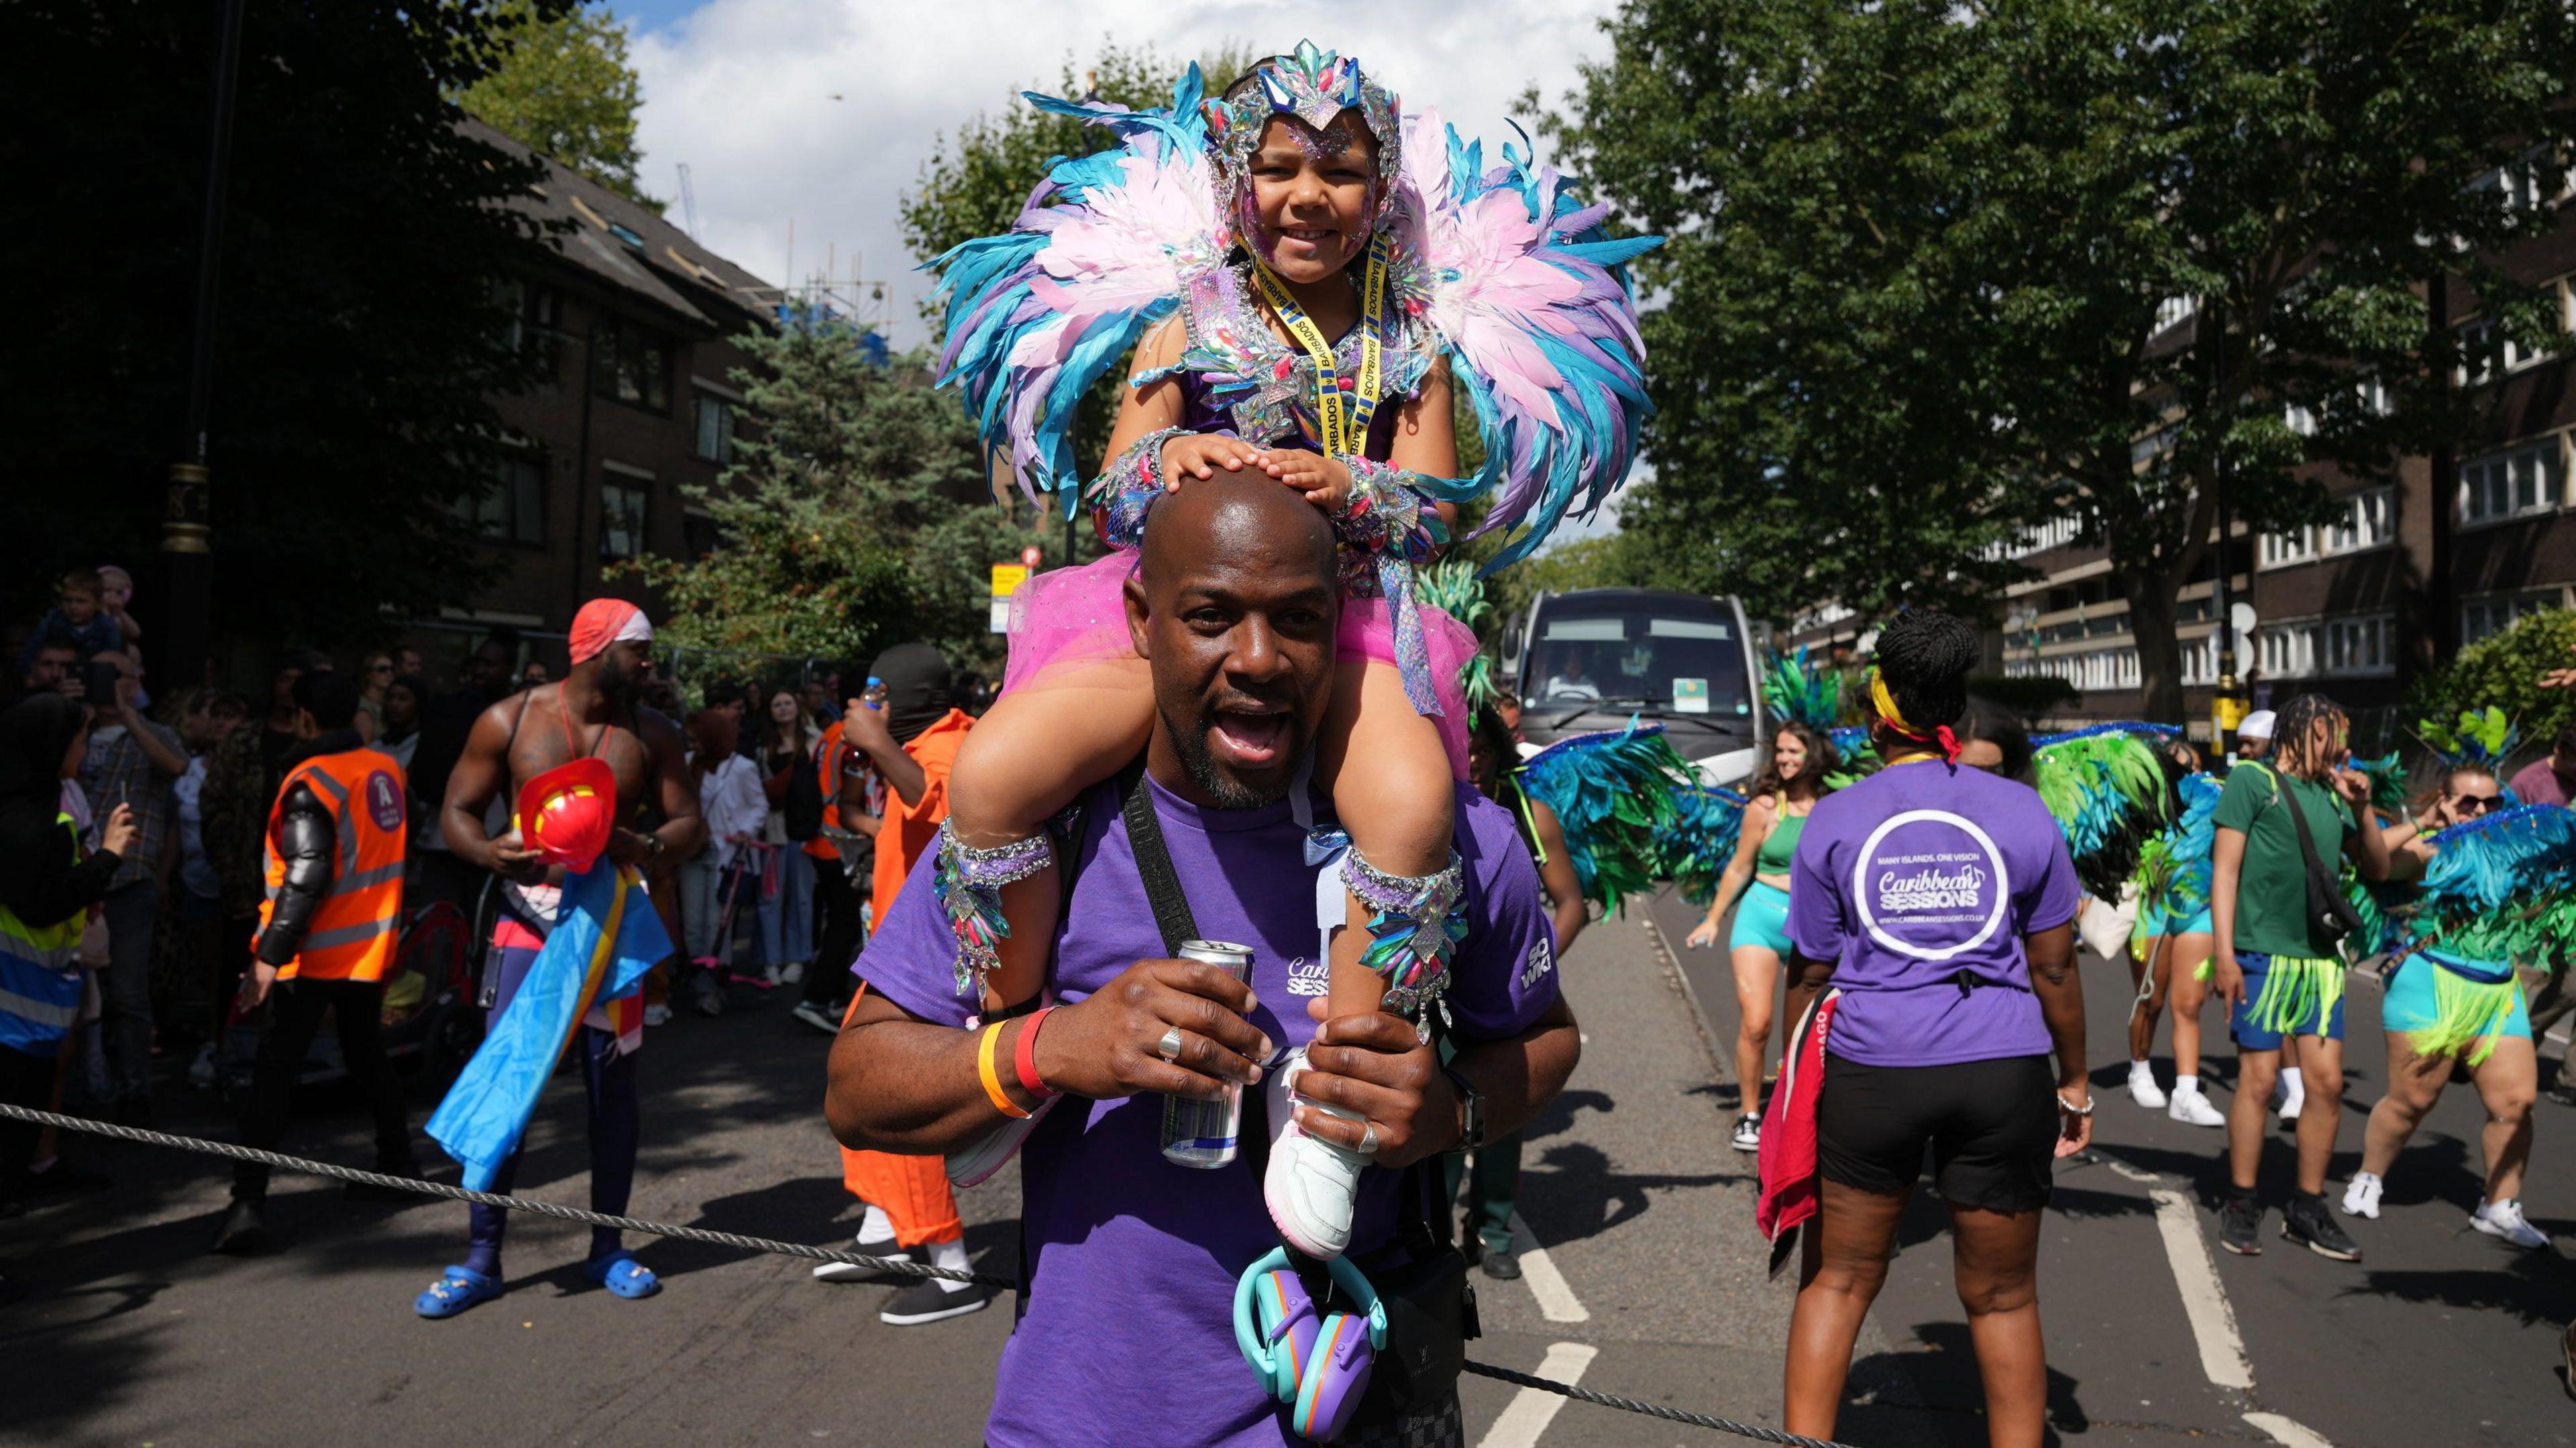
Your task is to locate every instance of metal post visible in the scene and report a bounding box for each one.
[2207,300,2247,762]
[162,0,247,690]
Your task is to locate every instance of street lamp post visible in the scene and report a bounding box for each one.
[2207,299,2249,761]
[162,0,247,690]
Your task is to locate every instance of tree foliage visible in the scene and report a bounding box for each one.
[617,313,1036,673]
[2404,609,2576,764]
[454,0,658,207]
[1548,0,2576,718]
[0,0,564,648]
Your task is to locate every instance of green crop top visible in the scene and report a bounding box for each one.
[1756,805,1807,876]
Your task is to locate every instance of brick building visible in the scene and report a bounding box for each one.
[421,120,777,667]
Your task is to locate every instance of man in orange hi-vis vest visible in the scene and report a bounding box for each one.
[808,642,992,1325]
[213,671,420,1255]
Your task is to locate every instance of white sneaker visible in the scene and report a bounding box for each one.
[1731,1114,1761,1152]
[2341,1172,2383,1219]
[1264,1049,1367,1260]
[2167,1087,2226,1127]
[780,962,805,985]
[642,1003,672,1027]
[2276,1093,2303,1124]
[812,1228,912,1282]
[2127,1061,2167,1109]
[2472,1198,2551,1250]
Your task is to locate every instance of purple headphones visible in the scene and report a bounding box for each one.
[1233,1245,1388,1441]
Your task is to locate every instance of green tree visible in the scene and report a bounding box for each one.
[2404,609,2576,763]
[619,313,1036,672]
[1550,0,2576,719]
[455,0,657,207]
[1,0,564,647]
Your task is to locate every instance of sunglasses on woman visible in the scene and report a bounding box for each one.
[2450,793,2500,814]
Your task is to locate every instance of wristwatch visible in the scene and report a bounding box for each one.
[1442,1065,1486,1152]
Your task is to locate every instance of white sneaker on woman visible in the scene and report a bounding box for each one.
[2472,1198,2550,1249]
[2167,1087,2226,1127]
[2127,1060,2167,1109]
[2341,1172,2382,1219]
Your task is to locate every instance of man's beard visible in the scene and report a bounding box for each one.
[1164,704,1298,810]
[594,658,640,706]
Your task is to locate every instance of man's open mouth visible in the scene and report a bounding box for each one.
[1208,708,1289,767]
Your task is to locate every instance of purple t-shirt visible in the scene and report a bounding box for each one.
[2509,757,2571,809]
[859,773,1559,1448]
[1787,761,2079,1067]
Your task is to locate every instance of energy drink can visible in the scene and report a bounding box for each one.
[1159,939,1255,1168]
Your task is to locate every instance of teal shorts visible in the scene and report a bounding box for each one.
[2382,955,2532,1041]
[2139,900,2212,940]
[1731,880,1794,955]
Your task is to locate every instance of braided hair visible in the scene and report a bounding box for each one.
[1872,608,1981,757]
[2267,692,2349,781]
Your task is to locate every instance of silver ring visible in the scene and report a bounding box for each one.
[1155,1025,1186,1062]
[1356,1121,1381,1157]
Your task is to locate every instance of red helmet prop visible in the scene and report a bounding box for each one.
[515,757,618,871]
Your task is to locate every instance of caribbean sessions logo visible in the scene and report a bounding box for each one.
[1851,810,2012,961]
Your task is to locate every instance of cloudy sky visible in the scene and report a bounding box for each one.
[624,0,1625,347]
[622,0,1633,540]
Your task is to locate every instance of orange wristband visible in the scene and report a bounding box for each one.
[977,1020,1030,1119]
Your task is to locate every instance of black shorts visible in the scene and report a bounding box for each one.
[1817,1052,2056,1213]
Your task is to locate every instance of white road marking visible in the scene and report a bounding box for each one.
[1474,1342,1599,1448]
[2243,1410,2339,1448]
[2147,1186,2254,1390]
[1508,1211,1591,1323]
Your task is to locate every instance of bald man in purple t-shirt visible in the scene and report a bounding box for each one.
[824,472,1580,1448]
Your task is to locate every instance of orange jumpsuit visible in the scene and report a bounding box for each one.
[839,708,976,1247]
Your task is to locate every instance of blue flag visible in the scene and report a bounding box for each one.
[428,863,670,1191]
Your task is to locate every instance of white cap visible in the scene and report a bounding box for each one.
[2238,709,2276,741]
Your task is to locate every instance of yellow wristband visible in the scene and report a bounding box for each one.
[977,1020,1030,1119]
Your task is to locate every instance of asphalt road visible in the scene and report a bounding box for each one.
[7,889,2567,1448]
[1652,885,2576,1448]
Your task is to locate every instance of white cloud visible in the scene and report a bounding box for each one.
[630,1,1623,350]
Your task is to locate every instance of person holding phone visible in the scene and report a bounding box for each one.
[2208,693,2394,1262]
[73,649,186,1125]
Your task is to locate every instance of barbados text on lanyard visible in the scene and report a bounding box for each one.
[1251,235,1389,461]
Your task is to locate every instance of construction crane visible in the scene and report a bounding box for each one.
[676,162,701,239]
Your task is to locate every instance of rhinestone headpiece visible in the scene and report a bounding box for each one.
[1201,40,1402,193]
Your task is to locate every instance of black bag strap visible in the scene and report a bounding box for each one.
[2247,762,2362,940]
[1118,759,1200,954]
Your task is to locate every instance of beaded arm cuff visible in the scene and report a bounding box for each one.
[1084,427,1187,549]
[931,821,1057,999]
[1339,846,1468,1029]
[1334,456,1448,716]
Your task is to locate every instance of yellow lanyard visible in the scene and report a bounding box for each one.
[1250,235,1387,458]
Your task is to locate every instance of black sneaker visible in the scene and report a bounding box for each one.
[1479,1247,1522,1282]
[2282,1194,2361,1261]
[790,1000,841,1036]
[879,1275,996,1325]
[1731,1115,1762,1153]
[211,1199,269,1256]
[2218,1194,2263,1256]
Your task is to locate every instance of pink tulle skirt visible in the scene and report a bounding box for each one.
[1001,551,1474,780]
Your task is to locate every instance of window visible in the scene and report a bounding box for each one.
[593,318,671,412]
[2463,590,2564,644]
[2322,615,2395,677]
[494,279,564,376]
[2459,439,2565,524]
[461,452,545,545]
[599,483,649,559]
[2284,402,2317,437]
[2259,488,2394,568]
[692,393,735,463]
[682,508,724,560]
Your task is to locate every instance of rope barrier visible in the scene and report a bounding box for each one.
[1,1102,1858,1448]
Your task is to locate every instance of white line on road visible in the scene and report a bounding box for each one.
[1474,1343,1599,1448]
[1507,1211,1591,1323]
[2243,1410,2338,1448]
[2147,1186,2255,1390]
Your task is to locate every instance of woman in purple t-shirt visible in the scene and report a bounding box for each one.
[1778,610,2092,1448]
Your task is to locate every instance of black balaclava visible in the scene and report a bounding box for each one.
[869,642,953,744]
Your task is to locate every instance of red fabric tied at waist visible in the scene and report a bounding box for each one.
[1756,988,1840,1244]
